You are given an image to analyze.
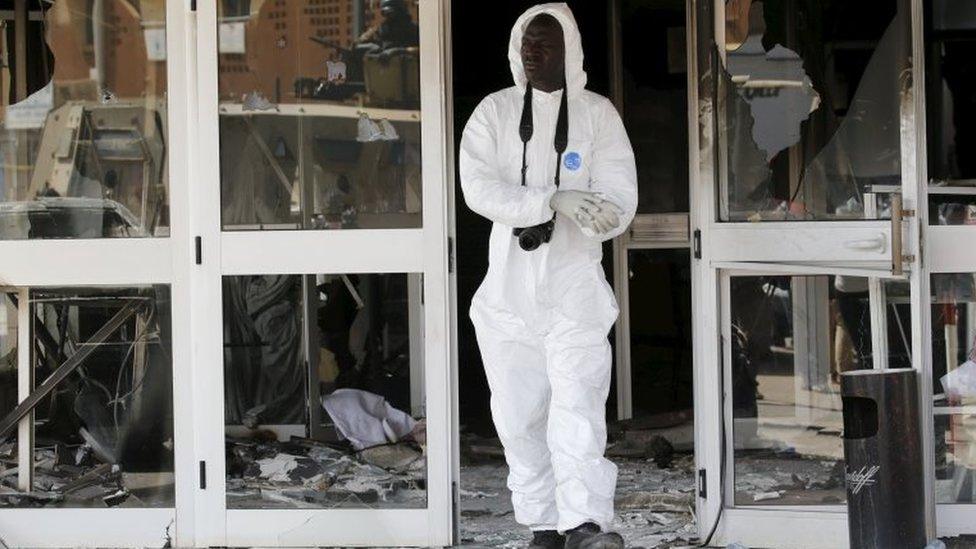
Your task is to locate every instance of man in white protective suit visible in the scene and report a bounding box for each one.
[459,4,638,548]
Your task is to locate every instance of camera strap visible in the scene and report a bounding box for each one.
[517,83,569,190]
[519,85,533,188]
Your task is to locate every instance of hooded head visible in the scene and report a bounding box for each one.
[509,3,587,96]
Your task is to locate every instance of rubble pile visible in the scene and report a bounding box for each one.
[225,435,427,509]
[0,442,172,508]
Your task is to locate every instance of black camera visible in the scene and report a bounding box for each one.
[513,220,555,251]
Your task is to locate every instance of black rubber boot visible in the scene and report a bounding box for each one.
[563,522,625,549]
[528,529,566,549]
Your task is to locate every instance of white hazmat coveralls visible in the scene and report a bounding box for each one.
[459,3,638,534]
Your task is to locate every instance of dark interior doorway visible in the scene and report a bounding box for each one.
[452,0,693,435]
[452,1,697,547]
[452,0,612,436]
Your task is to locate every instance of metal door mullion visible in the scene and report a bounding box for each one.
[613,234,633,420]
[17,288,32,493]
[906,0,937,538]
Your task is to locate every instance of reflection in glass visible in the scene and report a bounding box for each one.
[0,288,174,507]
[217,0,423,231]
[223,273,426,509]
[0,0,169,239]
[720,0,908,221]
[730,275,910,505]
[925,0,976,225]
[931,272,976,502]
[935,413,976,503]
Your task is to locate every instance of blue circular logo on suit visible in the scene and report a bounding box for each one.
[564,151,582,171]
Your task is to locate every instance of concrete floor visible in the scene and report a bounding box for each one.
[459,454,699,548]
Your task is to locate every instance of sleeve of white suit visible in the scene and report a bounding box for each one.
[585,98,638,242]
[459,96,557,228]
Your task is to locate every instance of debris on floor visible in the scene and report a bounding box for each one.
[225,434,426,509]
[942,537,976,549]
[0,441,173,508]
[459,425,699,549]
[733,451,845,505]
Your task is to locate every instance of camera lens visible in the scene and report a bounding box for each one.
[518,228,542,251]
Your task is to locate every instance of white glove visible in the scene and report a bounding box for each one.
[549,190,622,235]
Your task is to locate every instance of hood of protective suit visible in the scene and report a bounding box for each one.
[508,3,587,97]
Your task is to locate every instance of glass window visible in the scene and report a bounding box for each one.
[217,0,423,231]
[0,1,169,239]
[931,272,976,503]
[0,287,174,507]
[925,0,976,225]
[223,273,426,509]
[934,412,976,503]
[730,275,909,506]
[719,0,908,222]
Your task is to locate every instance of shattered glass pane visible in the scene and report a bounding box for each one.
[0,288,174,508]
[730,275,910,506]
[217,0,423,231]
[931,273,976,503]
[223,273,427,509]
[925,0,976,225]
[719,0,908,221]
[0,0,169,239]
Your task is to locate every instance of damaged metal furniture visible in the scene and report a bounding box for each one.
[0,290,175,509]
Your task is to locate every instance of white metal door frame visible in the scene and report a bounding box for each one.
[0,0,195,546]
[612,214,693,420]
[607,0,696,421]
[688,0,722,540]
[712,267,885,549]
[192,0,455,546]
[689,0,944,546]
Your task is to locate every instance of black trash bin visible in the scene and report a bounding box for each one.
[841,368,926,549]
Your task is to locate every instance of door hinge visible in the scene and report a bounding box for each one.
[448,236,455,273]
[195,236,202,265]
[190,0,197,11]
[698,468,707,498]
[199,460,207,489]
[693,229,702,259]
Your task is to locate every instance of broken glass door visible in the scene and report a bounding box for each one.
[718,0,909,224]
[924,0,976,533]
[194,0,455,546]
[725,273,911,507]
[691,0,935,546]
[0,0,193,546]
[0,0,170,240]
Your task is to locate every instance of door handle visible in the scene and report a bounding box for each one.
[844,235,887,252]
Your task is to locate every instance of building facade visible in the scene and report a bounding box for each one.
[0,0,974,547]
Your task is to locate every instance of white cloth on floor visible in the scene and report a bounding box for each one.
[941,360,976,400]
[321,388,417,450]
